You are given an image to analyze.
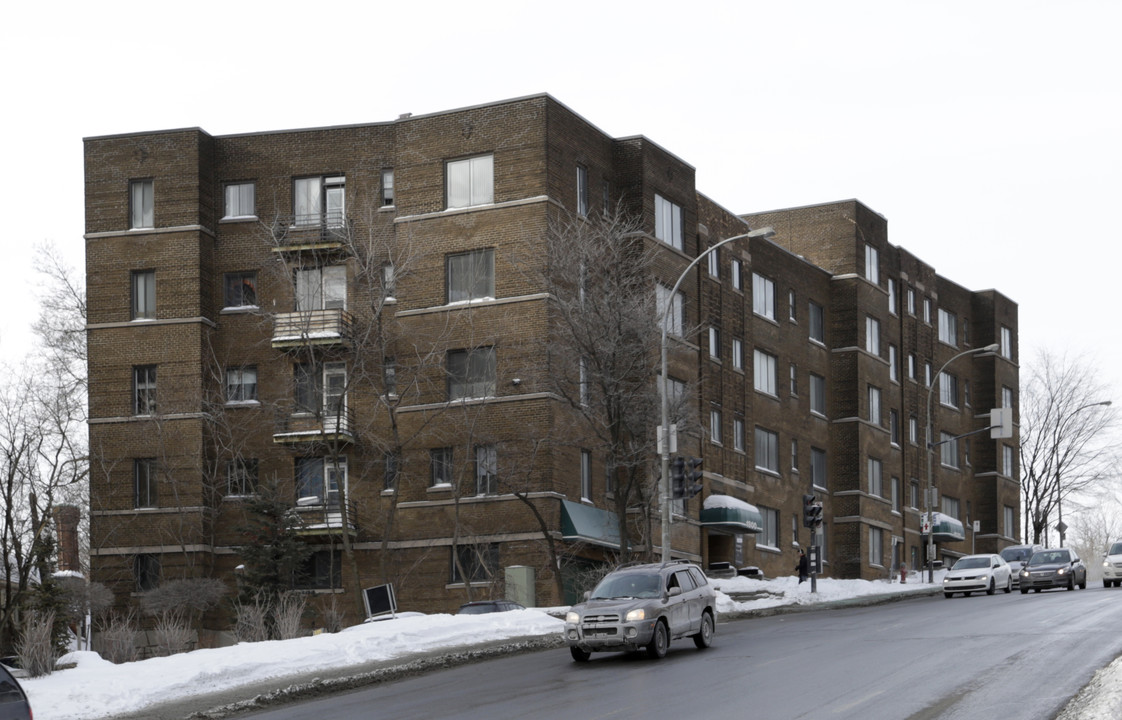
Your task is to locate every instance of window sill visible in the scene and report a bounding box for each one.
[428,483,453,492]
[221,305,260,314]
[224,400,260,408]
[219,215,258,223]
[756,544,781,555]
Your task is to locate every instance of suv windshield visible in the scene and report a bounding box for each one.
[1000,547,1031,562]
[953,557,990,570]
[1110,542,1122,556]
[590,572,662,599]
[1028,551,1069,566]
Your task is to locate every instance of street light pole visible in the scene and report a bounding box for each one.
[660,226,774,562]
[925,342,1000,583]
[1056,400,1112,547]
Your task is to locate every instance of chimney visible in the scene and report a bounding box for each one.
[52,505,81,574]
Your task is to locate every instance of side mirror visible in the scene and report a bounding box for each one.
[667,586,682,598]
[583,590,591,601]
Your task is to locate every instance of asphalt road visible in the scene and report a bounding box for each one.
[233,585,1122,720]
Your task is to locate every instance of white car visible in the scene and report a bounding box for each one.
[1102,541,1122,588]
[943,553,1013,598]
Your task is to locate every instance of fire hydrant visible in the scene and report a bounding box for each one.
[899,563,907,584]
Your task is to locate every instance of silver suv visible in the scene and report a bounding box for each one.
[564,560,717,662]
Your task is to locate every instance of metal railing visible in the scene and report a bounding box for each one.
[272,309,353,346]
[270,213,352,246]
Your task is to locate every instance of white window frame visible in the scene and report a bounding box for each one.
[753,349,778,396]
[1001,325,1013,359]
[734,418,745,452]
[868,385,881,425]
[130,179,154,229]
[224,182,256,219]
[296,265,347,311]
[226,458,258,497]
[730,258,742,291]
[476,444,498,495]
[448,347,497,400]
[710,407,723,445]
[865,316,880,355]
[132,270,155,320]
[1003,444,1015,476]
[754,426,779,473]
[225,366,258,404]
[940,432,960,469]
[810,373,826,416]
[887,278,897,315]
[654,194,683,250]
[808,301,825,343]
[869,527,884,567]
[447,154,494,208]
[381,169,395,207]
[657,284,685,337]
[868,457,883,497]
[753,273,776,320]
[576,165,589,216]
[811,447,827,490]
[938,308,958,346]
[939,371,958,408]
[732,338,744,371]
[709,327,720,360]
[447,249,495,304]
[707,247,720,277]
[889,344,898,383]
[865,244,879,284]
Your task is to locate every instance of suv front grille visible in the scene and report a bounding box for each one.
[582,613,621,624]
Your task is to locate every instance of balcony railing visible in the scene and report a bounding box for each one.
[269,213,352,249]
[291,496,358,536]
[273,407,355,444]
[272,309,353,348]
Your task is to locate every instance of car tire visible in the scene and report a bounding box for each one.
[1106,580,1111,589]
[693,611,714,649]
[646,620,668,659]
[1034,588,1041,593]
[570,646,591,663]
[987,579,996,596]
[964,591,971,597]
[1068,577,1075,591]
[1020,588,1028,594]
[944,592,954,599]
[1079,578,1086,590]
[1004,577,1012,593]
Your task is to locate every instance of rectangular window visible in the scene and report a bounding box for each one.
[923,297,932,324]
[447,249,495,303]
[130,179,154,229]
[579,357,590,406]
[132,270,155,320]
[298,550,342,590]
[710,408,723,445]
[476,444,498,495]
[135,554,160,592]
[868,457,883,497]
[447,347,496,400]
[224,271,257,308]
[453,543,499,584]
[925,362,932,387]
[731,259,742,291]
[890,409,900,445]
[868,385,881,425]
[732,339,744,371]
[430,447,453,487]
[910,479,920,509]
[226,458,258,496]
[656,284,685,336]
[224,182,255,218]
[384,452,400,491]
[788,289,797,322]
[942,496,960,520]
[1003,444,1015,476]
[654,194,683,250]
[907,353,916,380]
[225,366,258,403]
[909,415,918,444]
[887,278,897,315]
[865,316,880,355]
[906,287,916,315]
[759,506,780,549]
[381,169,395,207]
[754,427,779,472]
[865,244,879,284]
[580,449,592,500]
[383,357,397,397]
[938,308,958,345]
[809,302,825,343]
[707,247,720,277]
[296,456,347,506]
[940,432,959,468]
[753,349,777,395]
[734,418,745,452]
[810,373,826,416]
[752,274,776,320]
[447,155,493,208]
[294,175,345,226]
[791,439,799,471]
[869,528,884,567]
[1002,385,1014,409]
[576,165,589,216]
[294,362,321,413]
[892,477,901,512]
[295,361,346,417]
[709,327,720,360]
[296,265,347,311]
[889,344,898,382]
[1004,505,1015,537]
[134,365,157,415]
[1001,325,1013,359]
[135,458,157,508]
[939,372,958,408]
[811,447,827,490]
[789,363,798,396]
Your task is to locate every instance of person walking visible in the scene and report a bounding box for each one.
[796,548,809,584]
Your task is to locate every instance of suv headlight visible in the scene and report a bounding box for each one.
[1057,568,1068,576]
[1104,560,1112,568]
[565,611,580,624]
[625,608,646,622]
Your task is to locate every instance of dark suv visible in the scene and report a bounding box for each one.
[563,560,717,662]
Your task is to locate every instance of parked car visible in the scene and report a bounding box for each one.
[0,662,32,720]
[564,560,717,662]
[1101,541,1122,588]
[999,544,1043,588]
[1019,548,1087,593]
[457,600,525,614]
[943,553,1013,598]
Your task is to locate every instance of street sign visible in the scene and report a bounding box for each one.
[657,424,678,454]
[990,407,1013,439]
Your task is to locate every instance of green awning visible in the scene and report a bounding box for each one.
[561,499,621,549]
[700,495,763,534]
[922,512,966,543]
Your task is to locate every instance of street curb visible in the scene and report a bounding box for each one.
[719,584,944,622]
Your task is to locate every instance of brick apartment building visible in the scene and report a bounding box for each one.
[83,94,1019,626]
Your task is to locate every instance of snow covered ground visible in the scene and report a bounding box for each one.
[18,573,1121,720]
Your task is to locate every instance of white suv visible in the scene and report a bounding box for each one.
[1102,541,1122,588]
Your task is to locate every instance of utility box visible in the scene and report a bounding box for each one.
[505,565,535,608]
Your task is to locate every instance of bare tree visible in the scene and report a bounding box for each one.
[1019,350,1117,545]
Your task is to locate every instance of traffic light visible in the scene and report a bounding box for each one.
[670,457,687,499]
[809,502,823,528]
[802,494,816,528]
[685,457,703,498]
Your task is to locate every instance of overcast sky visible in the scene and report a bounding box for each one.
[4,0,1120,395]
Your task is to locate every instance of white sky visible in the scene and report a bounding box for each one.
[20,573,1121,719]
[2,2,1120,389]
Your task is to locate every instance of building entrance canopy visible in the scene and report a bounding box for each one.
[561,499,621,549]
[699,494,763,534]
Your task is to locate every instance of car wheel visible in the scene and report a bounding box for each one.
[1068,577,1075,591]
[1079,576,1087,590]
[1004,577,1012,593]
[944,592,954,599]
[987,579,996,596]
[1034,588,1041,593]
[1020,587,1028,594]
[1106,580,1111,589]
[570,646,591,663]
[646,620,668,659]
[964,591,971,597]
[693,611,714,649]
